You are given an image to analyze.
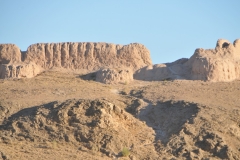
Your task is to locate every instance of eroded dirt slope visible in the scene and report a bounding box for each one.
[0,71,240,159]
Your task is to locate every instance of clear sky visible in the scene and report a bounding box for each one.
[0,1,240,64]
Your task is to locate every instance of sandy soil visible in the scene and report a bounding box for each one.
[0,71,240,159]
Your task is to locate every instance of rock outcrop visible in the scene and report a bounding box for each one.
[135,39,240,82]
[0,63,42,79]
[0,44,42,79]
[134,58,189,81]
[0,99,158,159]
[0,42,152,79]
[0,44,21,65]
[185,39,240,81]
[96,68,133,84]
[1,39,240,82]
[23,42,152,71]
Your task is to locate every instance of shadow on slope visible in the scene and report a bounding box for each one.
[79,71,97,81]
[136,100,199,144]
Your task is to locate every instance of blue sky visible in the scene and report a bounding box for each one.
[0,1,239,64]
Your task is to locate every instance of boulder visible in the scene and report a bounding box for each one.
[134,59,189,81]
[96,68,133,84]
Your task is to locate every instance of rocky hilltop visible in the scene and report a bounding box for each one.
[0,42,151,79]
[185,39,240,81]
[134,39,240,82]
[0,39,240,82]
[24,42,152,70]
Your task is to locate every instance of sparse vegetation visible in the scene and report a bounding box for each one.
[121,147,130,157]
